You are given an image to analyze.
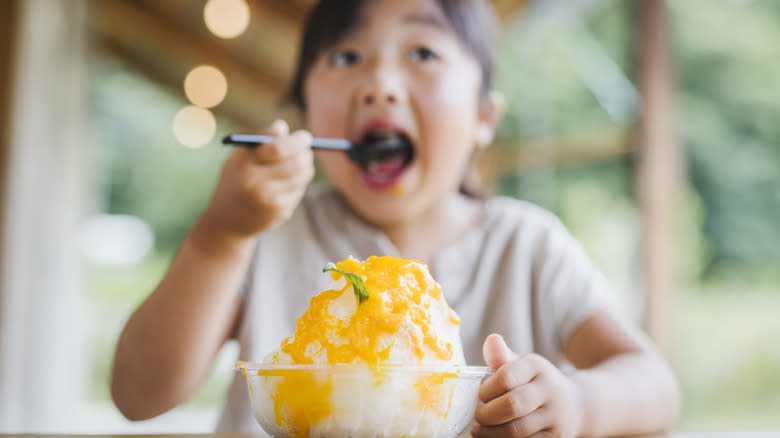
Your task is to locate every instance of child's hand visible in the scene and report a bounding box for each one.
[201,119,314,240]
[472,334,584,438]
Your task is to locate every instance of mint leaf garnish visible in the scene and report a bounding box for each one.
[323,263,370,305]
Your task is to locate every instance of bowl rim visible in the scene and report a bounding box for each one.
[235,361,493,378]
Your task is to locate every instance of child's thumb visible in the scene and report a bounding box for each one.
[265,119,289,137]
[482,333,517,371]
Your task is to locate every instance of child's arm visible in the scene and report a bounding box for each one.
[472,311,680,438]
[110,120,314,421]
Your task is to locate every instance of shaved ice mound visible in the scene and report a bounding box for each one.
[238,256,489,438]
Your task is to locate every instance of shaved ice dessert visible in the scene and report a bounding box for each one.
[237,256,489,438]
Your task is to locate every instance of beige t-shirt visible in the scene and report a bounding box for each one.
[217,188,610,433]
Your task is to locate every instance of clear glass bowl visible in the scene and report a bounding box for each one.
[236,362,492,438]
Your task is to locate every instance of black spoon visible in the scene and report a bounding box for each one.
[222,133,414,166]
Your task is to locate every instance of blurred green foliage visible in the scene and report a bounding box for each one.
[670,0,780,279]
[496,0,780,281]
[83,252,231,407]
[89,56,232,251]
[85,56,239,410]
[83,0,780,429]
[672,286,780,429]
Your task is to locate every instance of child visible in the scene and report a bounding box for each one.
[111,0,680,436]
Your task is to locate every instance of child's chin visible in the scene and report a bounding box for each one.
[353,199,417,226]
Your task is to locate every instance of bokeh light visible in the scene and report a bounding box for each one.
[204,0,250,39]
[173,105,216,148]
[79,214,154,266]
[184,65,228,108]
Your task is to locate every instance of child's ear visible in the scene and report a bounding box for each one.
[475,90,505,149]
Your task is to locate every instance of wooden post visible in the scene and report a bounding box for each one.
[0,1,19,294]
[0,0,89,428]
[637,0,681,353]
[0,0,20,427]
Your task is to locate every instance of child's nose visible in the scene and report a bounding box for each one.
[358,62,405,107]
[363,91,397,106]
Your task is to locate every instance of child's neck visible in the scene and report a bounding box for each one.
[379,193,482,266]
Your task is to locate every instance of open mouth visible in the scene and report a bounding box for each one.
[357,130,415,190]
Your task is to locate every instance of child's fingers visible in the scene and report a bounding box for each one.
[471,408,551,438]
[252,128,312,165]
[277,130,313,160]
[251,149,314,194]
[249,119,288,163]
[479,354,542,403]
[262,162,315,195]
[262,147,314,181]
[266,119,289,137]
[473,382,545,426]
[274,188,310,217]
[483,334,518,370]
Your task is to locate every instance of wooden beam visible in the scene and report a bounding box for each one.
[492,0,529,21]
[637,0,680,353]
[474,125,634,190]
[256,0,310,23]
[260,0,528,27]
[97,38,262,131]
[90,0,284,130]
[88,0,537,133]
[271,0,529,20]
[142,0,301,86]
[241,0,304,82]
[472,125,634,195]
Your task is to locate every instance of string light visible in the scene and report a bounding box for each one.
[204,0,250,39]
[173,105,216,148]
[184,65,228,108]
[185,0,250,148]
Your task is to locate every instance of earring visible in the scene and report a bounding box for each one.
[476,125,493,147]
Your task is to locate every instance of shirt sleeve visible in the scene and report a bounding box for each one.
[532,213,613,363]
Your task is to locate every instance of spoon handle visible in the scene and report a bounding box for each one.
[222,134,352,151]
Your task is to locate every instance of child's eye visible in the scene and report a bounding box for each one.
[409,47,438,63]
[330,50,360,67]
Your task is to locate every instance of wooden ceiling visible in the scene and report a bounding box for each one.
[88,0,528,130]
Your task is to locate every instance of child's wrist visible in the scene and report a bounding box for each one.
[565,369,589,438]
[189,213,257,259]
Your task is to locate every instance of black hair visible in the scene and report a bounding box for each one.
[287,0,498,111]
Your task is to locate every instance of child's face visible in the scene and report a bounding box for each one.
[304,0,493,227]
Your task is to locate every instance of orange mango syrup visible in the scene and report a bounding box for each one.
[250,256,464,437]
